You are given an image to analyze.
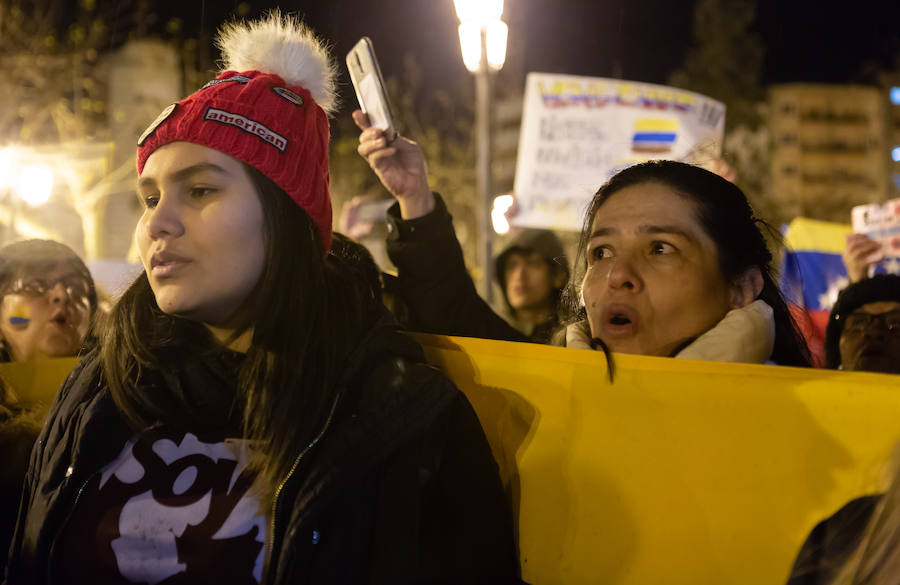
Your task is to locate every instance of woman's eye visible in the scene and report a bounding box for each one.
[590,245,613,262]
[189,186,216,198]
[142,194,160,209]
[650,241,676,255]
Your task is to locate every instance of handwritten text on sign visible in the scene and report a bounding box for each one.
[512,74,726,231]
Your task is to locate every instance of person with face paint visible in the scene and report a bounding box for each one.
[0,239,96,363]
[5,14,517,585]
[0,239,97,577]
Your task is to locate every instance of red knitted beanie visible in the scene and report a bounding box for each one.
[136,13,336,252]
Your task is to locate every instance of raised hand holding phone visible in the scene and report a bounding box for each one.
[353,110,434,219]
[346,37,397,141]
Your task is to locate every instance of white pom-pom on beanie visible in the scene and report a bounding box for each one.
[216,10,337,115]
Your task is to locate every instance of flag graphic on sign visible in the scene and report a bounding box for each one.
[631,118,679,153]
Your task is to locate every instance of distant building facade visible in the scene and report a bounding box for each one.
[770,84,888,222]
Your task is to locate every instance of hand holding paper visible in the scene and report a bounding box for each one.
[843,233,882,283]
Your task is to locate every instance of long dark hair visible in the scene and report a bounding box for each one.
[101,164,367,499]
[564,160,811,367]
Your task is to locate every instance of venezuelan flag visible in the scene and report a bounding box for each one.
[631,118,678,153]
[780,218,851,366]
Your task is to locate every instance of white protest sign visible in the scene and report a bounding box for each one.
[511,73,726,231]
[852,199,900,274]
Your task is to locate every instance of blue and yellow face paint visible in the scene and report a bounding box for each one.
[7,304,31,329]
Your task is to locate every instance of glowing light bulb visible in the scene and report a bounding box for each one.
[453,0,503,25]
[491,194,515,234]
[15,164,54,206]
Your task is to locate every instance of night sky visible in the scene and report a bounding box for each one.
[147,0,899,112]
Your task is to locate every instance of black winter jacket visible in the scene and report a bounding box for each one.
[386,195,558,344]
[5,314,519,585]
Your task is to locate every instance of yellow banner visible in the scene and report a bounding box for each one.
[6,343,900,585]
[0,357,78,415]
[415,333,900,585]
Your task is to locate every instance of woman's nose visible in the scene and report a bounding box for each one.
[606,255,642,292]
[47,281,69,304]
[144,194,185,240]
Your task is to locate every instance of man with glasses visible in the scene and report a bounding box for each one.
[824,274,900,373]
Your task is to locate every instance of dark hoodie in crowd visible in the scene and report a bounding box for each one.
[493,227,569,342]
[386,193,567,344]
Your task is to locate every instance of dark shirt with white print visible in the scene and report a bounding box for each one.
[57,425,265,585]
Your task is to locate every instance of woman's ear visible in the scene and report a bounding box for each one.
[730,266,764,309]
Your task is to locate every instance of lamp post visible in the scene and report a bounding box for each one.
[454,0,508,304]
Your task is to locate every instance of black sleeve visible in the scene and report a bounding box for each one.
[785,495,881,585]
[414,392,520,584]
[4,354,96,585]
[385,194,529,343]
[0,411,39,580]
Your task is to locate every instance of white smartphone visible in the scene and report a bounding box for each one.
[346,37,398,141]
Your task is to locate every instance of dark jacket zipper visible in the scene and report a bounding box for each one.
[262,385,345,585]
[45,469,101,585]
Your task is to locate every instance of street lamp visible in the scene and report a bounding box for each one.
[16,164,54,207]
[491,193,514,235]
[454,0,508,304]
[0,148,55,243]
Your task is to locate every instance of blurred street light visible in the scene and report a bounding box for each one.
[0,150,13,189]
[16,164,54,206]
[453,0,508,304]
[457,21,509,72]
[491,194,514,234]
[453,0,502,23]
[0,148,57,244]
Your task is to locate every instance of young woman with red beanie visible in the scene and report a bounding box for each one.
[5,13,517,585]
